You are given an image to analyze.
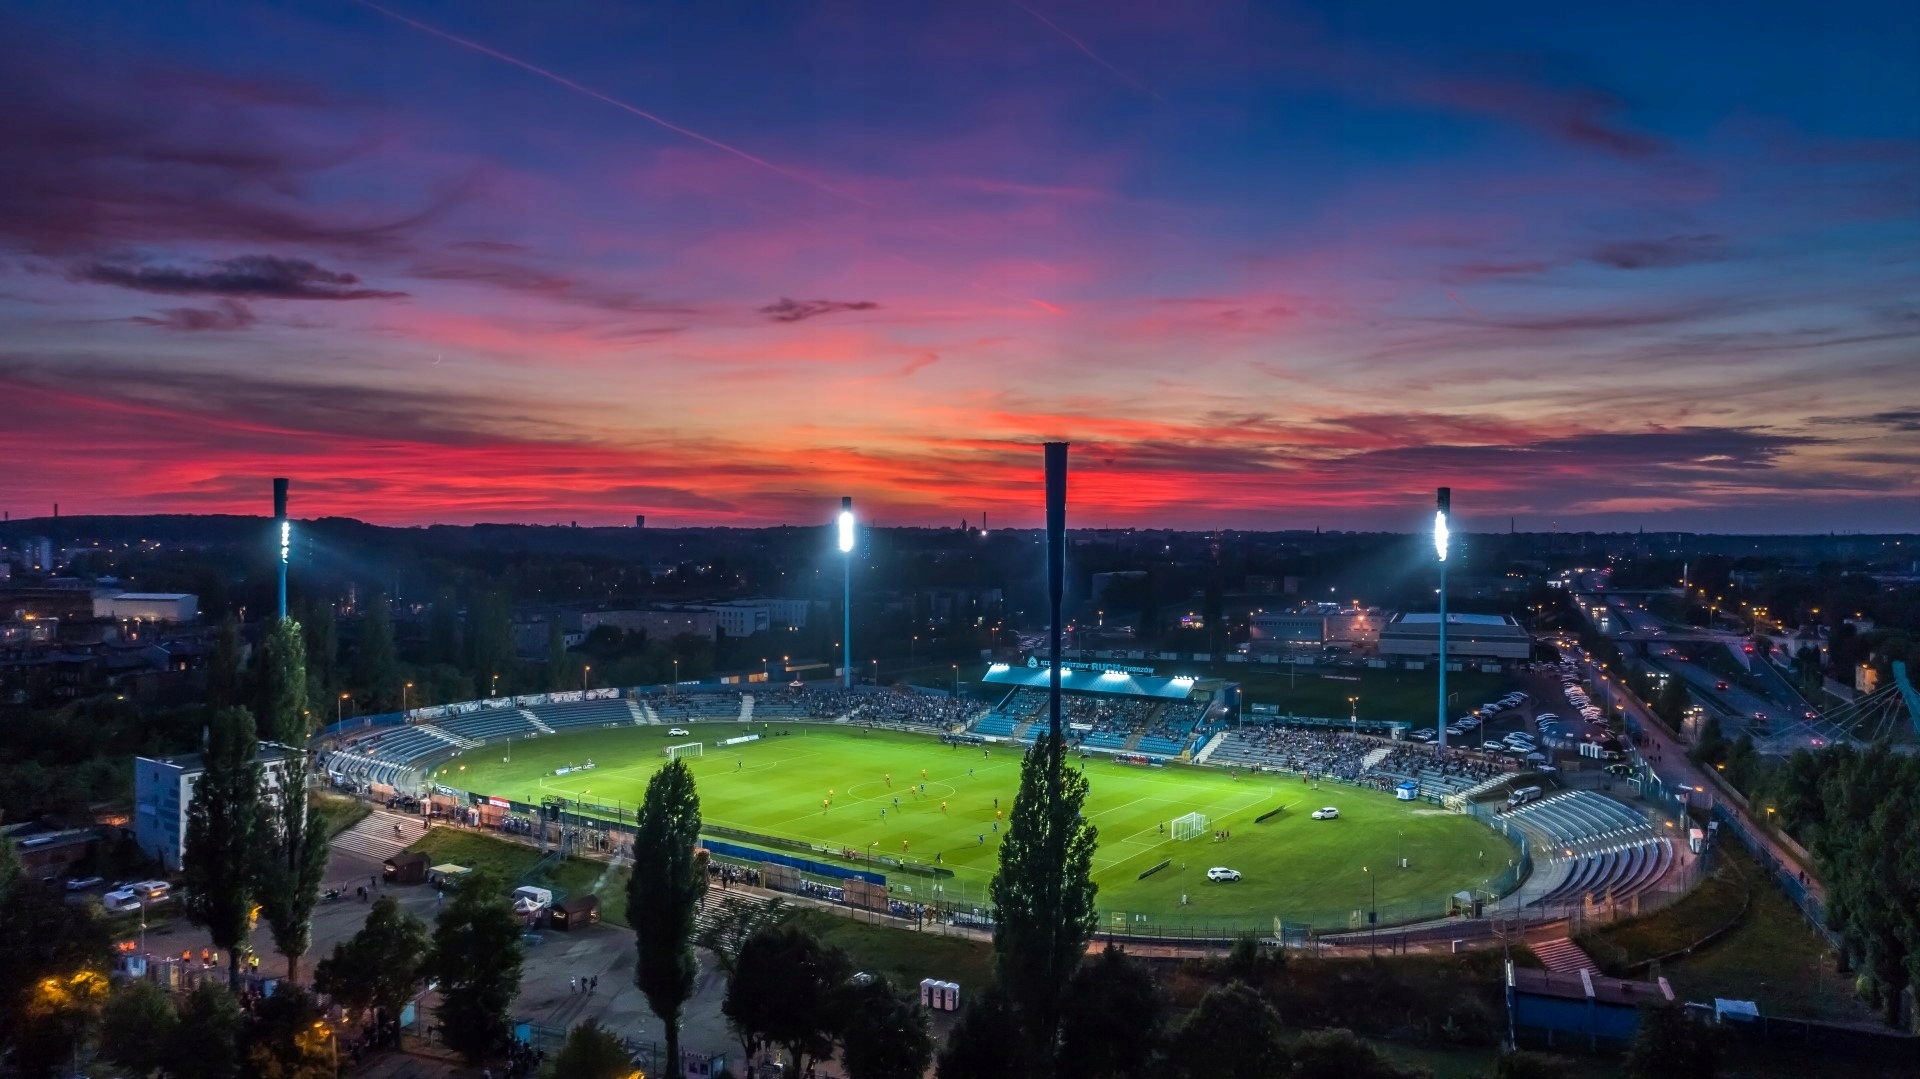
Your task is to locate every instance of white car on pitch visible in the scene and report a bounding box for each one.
[1206,867,1242,882]
[668,728,690,737]
[1310,806,1340,820]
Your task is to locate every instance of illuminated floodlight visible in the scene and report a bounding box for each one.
[1433,510,1449,562]
[838,502,855,553]
[279,519,291,565]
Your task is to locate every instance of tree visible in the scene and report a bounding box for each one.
[989,732,1100,1062]
[629,758,706,1078]
[466,590,516,695]
[723,924,850,1074]
[839,975,934,1079]
[546,619,574,691]
[543,1018,634,1079]
[182,705,263,991]
[16,968,109,1076]
[1058,944,1166,1079]
[1288,1028,1429,1079]
[207,614,245,709]
[0,823,112,1061]
[100,977,178,1075]
[1622,1001,1719,1079]
[1654,676,1691,730]
[255,618,327,983]
[351,594,400,711]
[696,894,791,978]
[1484,1049,1576,1079]
[1167,982,1286,1079]
[428,869,524,1063]
[426,594,463,668]
[936,984,1030,1079]
[297,601,339,718]
[165,981,245,1079]
[244,985,335,1079]
[313,894,431,1018]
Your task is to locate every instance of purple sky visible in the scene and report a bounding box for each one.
[3,0,1917,531]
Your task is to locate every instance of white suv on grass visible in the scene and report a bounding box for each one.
[1310,807,1340,820]
[1207,867,1242,882]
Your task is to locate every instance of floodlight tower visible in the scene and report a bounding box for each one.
[838,497,855,688]
[273,478,290,622]
[1435,487,1451,751]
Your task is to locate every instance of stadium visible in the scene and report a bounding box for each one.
[318,667,1675,936]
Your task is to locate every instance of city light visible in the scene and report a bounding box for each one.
[838,508,855,553]
[1433,509,1449,562]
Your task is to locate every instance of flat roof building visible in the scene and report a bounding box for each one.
[95,592,199,623]
[133,743,293,870]
[1379,612,1531,662]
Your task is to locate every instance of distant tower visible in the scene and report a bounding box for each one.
[635,514,646,528]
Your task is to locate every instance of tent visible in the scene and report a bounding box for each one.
[1395,781,1419,801]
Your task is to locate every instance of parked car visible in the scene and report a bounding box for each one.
[1310,807,1340,820]
[65,877,103,892]
[1206,867,1242,882]
[667,728,690,737]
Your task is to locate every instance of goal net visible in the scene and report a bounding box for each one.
[664,742,704,761]
[1170,812,1208,842]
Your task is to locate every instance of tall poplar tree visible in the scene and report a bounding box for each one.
[254,618,328,982]
[182,706,262,991]
[628,759,706,1078]
[988,732,1100,1067]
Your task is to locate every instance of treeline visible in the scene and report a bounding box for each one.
[1702,742,1920,1029]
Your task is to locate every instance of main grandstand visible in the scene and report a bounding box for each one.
[968,662,1221,756]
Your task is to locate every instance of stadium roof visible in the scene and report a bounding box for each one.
[1397,612,1512,626]
[980,664,1197,699]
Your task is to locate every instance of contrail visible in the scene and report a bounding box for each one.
[353,0,857,202]
[1009,0,1163,102]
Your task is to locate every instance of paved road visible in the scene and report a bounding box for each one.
[1572,653,1824,905]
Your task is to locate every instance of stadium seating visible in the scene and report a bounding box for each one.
[437,708,540,743]
[1505,791,1673,907]
[530,697,634,731]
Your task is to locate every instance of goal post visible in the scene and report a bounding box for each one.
[664,742,704,761]
[1170,812,1208,841]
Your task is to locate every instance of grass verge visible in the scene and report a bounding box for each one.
[790,909,995,990]
[309,790,370,838]
[405,828,631,928]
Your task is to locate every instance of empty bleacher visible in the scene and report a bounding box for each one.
[530,697,634,732]
[649,690,745,722]
[437,708,540,743]
[1504,791,1673,907]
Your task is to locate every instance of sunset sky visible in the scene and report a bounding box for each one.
[4,1,1917,531]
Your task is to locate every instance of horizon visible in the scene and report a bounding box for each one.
[4,1,1917,531]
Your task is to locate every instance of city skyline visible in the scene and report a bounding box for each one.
[4,1,1917,532]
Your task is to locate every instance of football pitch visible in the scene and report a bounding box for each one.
[437,723,1516,926]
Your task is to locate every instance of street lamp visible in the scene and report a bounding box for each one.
[1434,487,1451,751]
[672,657,680,696]
[1348,695,1360,733]
[839,496,855,689]
[583,665,591,691]
[1363,865,1377,955]
[403,681,413,721]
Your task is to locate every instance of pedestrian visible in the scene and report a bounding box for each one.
[436,888,443,907]
[979,834,985,845]
[570,977,577,994]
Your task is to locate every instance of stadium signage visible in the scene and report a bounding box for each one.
[1025,656,1155,677]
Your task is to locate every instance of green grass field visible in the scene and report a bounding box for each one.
[435,723,1515,928]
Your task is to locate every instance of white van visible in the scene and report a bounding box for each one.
[1505,786,1543,809]
[130,880,170,900]
[101,889,144,914]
